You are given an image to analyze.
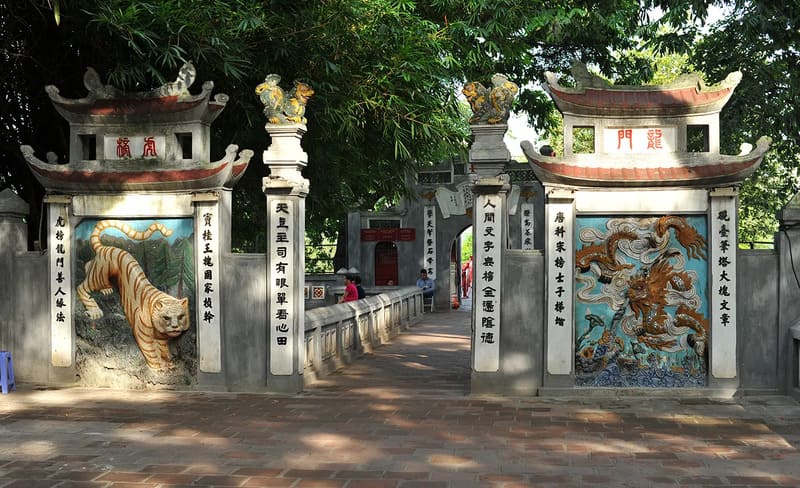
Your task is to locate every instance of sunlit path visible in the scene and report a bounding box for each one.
[2,318,799,487]
[306,310,473,399]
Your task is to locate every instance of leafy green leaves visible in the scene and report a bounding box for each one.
[6,0,793,251]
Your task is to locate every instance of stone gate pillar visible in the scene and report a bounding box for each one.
[263,124,309,393]
[471,172,510,375]
[709,188,738,383]
[463,75,519,391]
[45,195,73,368]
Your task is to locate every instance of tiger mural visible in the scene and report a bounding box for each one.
[76,219,190,370]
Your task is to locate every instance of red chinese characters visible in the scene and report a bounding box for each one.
[116,137,132,158]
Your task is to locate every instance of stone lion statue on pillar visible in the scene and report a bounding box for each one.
[255,74,314,125]
[462,74,519,124]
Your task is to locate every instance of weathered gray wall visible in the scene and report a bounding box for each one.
[0,216,27,355]
[0,200,76,385]
[353,168,546,314]
[737,249,781,393]
[2,197,797,397]
[471,249,544,395]
[402,200,470,310]
[219,253,268,390]
[777,209,800,399]
[12,253,70,384]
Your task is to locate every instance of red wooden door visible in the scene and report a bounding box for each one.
[374,241,398,286]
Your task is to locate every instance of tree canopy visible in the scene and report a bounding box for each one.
[2,0,793,249]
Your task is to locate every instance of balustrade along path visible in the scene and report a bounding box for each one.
[1,301,800,487]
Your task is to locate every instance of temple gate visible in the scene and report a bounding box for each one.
[519,64,770,391]
[19,63,253,388]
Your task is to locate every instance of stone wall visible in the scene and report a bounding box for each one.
[472,249,545,395]
[1,193,799,397]
[737,249,782,394]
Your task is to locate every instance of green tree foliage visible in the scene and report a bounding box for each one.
[460,228,473,263]
[685,2,800,244]
[6,0,781,252]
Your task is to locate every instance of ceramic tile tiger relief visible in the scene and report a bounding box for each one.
[73,218,196,385]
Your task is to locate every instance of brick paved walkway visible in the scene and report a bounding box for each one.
[2,309,800,487]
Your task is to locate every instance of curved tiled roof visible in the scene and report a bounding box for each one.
[520,137,771,188]
[20,144,251,192]
[543,65,742,117]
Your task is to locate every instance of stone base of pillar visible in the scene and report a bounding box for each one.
[268,374,304,394]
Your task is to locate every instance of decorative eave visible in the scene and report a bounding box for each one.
[543,63,742,117]
[44,62,227,125]
[225,149,255,189]
[521,136,771,189]
[21,144,253,193]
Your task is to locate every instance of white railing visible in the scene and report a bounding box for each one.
[303,286,424,383]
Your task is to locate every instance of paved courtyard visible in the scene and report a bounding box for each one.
[1,307,800,487]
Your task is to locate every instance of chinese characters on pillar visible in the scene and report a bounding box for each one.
[710,193,737,378]
[603,127,676,153]
[195,205,221,372]
[520,203,534,250]
[474,194,502,372]
[105,135,165,160]
[546,200,574,375]
[423,205,436,279]
[49,203,72,367]
[199,211,219,327]
[269,199,295,375]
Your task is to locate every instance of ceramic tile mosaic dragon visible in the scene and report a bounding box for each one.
[574,215,709,387]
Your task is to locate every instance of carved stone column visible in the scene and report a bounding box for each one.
[709,188,738,385]
[471,174,510,376]
[263,124,309,393]
[468,125,511,384]
[44,194,73,368]
[463,75,518,391]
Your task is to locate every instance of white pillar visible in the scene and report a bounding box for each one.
[471,175,509,372]
[467,119,513,378]
[45,196,73,367]
[194,192,224,373]
[263,124,309,393]
[544,188,575,376]
[709,187,738,379]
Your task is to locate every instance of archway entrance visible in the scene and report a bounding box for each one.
[374,241,398,286]
[449,226,473,311]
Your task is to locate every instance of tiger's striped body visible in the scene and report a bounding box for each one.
[77,220,190,369]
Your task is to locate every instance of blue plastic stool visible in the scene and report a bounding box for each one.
[0,351,15,394]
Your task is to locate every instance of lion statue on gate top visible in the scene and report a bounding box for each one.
[255,74,315,125]
[462,73,519,124]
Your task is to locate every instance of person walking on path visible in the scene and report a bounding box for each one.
[461,256,472,298]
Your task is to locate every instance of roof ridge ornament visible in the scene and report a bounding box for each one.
[546,61,742,95]
[45,61,208,105]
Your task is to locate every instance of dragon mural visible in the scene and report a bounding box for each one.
[574,215,709,387]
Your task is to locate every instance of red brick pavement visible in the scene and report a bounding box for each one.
[1,309,799,487]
